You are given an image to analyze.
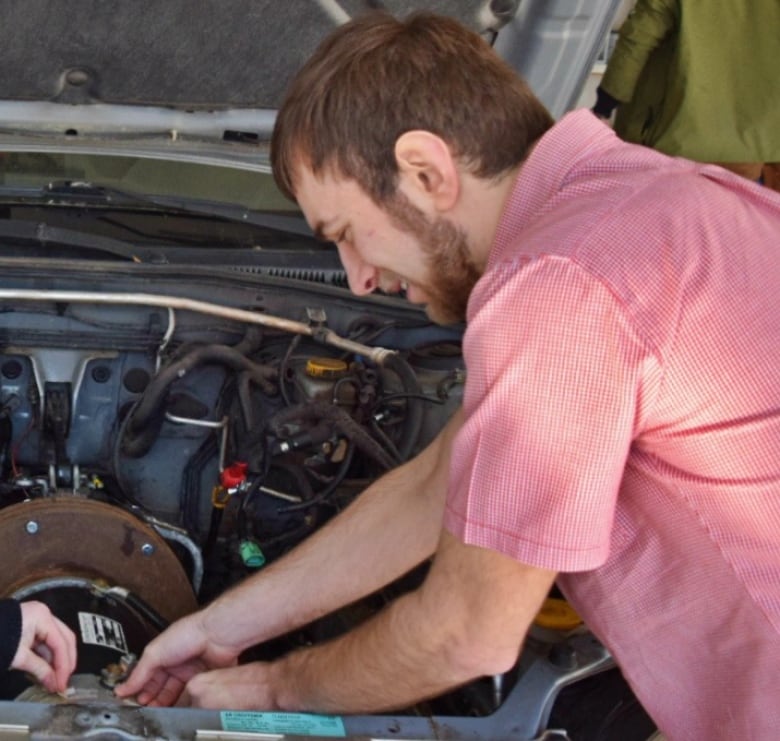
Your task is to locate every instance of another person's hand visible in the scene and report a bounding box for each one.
[12,601,77,694]
[114,610,240,707]
[591,86,618,125]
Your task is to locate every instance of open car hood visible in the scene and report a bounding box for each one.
[0,0,621,144]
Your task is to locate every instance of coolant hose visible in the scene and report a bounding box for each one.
[121,344,276,458]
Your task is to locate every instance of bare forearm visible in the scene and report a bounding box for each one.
[266,534,556,714]
[206,467,441,649]
[271,589,463,713]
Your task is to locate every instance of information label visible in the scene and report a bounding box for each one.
[77,612,129,654]
[221,711,346,737]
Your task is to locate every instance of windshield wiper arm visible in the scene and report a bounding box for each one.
[0,219,142,261]
[35,181,314,237]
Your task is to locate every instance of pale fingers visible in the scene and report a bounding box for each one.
[14,603,77,693]
[45,616,78,692]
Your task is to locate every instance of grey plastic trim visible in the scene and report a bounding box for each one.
[494,0,623,118]
[0,101,276,138]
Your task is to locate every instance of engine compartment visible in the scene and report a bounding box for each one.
[0,271,466,705]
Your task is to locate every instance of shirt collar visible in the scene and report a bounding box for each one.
[489,109,621,268]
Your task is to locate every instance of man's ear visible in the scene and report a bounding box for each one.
[394,130,460,211]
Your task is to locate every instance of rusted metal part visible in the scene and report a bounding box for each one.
[0,497,197,623]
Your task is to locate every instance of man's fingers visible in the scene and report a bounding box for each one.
[151,674,188,707]
[176,685,193,708]
[116,666,187,708]
[116,662,168,702]
[139,673,187,707]
[114,662,154,698]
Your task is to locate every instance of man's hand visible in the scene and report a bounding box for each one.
[114,610,240,707]
[117,410,465,709]
[13,601,77,694]
[177,663,276,710]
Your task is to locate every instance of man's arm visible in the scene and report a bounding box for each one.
[184,531,556,713]
[117,406,464,706]
[206,406,464,643]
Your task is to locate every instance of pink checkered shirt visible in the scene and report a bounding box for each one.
[444,110,780,739]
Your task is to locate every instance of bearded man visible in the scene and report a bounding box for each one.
[118,12,780,739]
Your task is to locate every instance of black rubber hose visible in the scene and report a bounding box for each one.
[380,353,424,461]
[122,591,169,633]
[279,443,355,514]
[121,344,276,458]
[270,401,398,471]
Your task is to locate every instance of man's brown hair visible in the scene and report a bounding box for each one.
[271,11,554,204]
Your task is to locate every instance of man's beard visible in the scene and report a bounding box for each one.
[384,192,481,324]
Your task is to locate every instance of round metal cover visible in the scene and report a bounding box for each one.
[0,497,197,623]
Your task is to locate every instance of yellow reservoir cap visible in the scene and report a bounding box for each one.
[534,597,583,631]
[305,357,349,378]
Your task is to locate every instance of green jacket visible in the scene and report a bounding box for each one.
[600,0,780,162]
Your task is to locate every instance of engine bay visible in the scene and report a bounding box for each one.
[0,270,467,703]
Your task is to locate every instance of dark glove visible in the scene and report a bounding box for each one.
[592,86,620,119]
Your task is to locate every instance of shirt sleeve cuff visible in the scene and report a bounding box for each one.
[0,598,22,671]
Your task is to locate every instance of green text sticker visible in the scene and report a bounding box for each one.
[221,711,346,737]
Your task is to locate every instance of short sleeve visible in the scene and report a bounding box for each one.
[444,256,656,572]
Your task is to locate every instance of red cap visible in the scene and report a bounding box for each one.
[220,461,248,489]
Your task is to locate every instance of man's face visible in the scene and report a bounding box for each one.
[294,166,480,325]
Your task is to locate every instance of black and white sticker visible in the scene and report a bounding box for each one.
[78,612,129,654]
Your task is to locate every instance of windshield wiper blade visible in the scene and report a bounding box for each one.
[23,181,314,237]
[0,180,175,210]
[45,180,151,204]
[0,219,142,261]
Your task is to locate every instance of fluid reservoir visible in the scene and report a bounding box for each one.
[294,356,351,402]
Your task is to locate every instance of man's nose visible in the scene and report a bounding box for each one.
[340,252,377,296]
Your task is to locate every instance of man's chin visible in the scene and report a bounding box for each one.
[407,285,466,325]
[424,301,465,326]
